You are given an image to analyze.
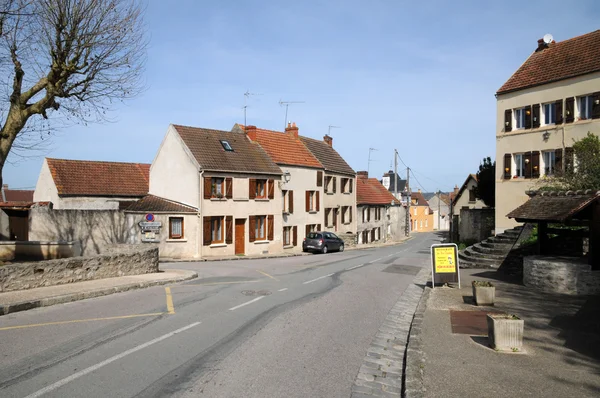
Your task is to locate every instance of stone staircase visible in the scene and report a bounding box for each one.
[458,227,525,269]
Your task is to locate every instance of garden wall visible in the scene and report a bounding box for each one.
[523,255,600,295]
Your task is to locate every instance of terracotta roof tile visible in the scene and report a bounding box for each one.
[299,136,355,175]
[410,191,430,207]
[173,125,282,175]
[47,158,149,197]
[357,177,400,205]
[125,195,197,213]
[2,189,33,202]
[497,30,600,95]
[507,190,600,222]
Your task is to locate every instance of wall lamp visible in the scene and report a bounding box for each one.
[283,171,291,183]
[542,131,550,140]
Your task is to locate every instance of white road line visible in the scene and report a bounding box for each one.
[24,322,201,398]
[303,273,334,284]
[346,264,365,271]
[368,258,382,264]
[277,288,288,292]
[229,296,265,311]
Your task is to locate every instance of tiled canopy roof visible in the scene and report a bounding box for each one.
[125,195,197,213]
[357,177,400,205]
[47,158,150,197]
[410,191,431,207]
[497,30,600,95]
[299,136,355,175]
[2,188,33,202]
[507,190,600,222]
[173,125,282,175]
[234,124,323,169]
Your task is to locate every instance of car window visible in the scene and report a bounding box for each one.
[330,233,339,240]
[307,233,321,239]
[324,233,332,239]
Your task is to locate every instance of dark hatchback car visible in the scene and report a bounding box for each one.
[302,231,344,254]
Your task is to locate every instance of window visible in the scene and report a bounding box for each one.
[414,208,417,216]
[514,154,524,177]
[469,188,476,203]
[211,216,223,243]
[341,178,352,193]
[578,95,594,120]
[309,191,315,211]
[283,226,292,246]
[212,177,224,197]
[283,190,288,212]
[256,179,267,199]
[374,207,381,221]
[169,217,184,239]
[342,206,351,224]
[324,176,331,193]
[425,207,429,215]
[425,219,428,228]
[362,207,368,222]
[543,103,556,125]
[543,151,556,175]
[220,140,233,151]
[420,220,423,228]
[255,215,266,240]
[515,108,526,129]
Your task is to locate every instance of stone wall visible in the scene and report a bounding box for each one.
[458,208,494,243]
[523,255,600,295]
[0,245,158,292]
[0,240,82,261]
[341,233,357,248]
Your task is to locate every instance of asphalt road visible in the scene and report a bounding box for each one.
[0,232,441,398]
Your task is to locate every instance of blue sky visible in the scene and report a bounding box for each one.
[4,0,600,192]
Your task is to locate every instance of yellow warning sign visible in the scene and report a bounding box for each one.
[433,246,456,273]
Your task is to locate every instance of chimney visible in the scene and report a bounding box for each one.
[323,134,332,147]
[453,185,459,196]
[536,38,548,52]
[245,125,257,141]
[2,184,7,190]
[285,122,299,139]
[418,189,421,194]
[357,171,368,179]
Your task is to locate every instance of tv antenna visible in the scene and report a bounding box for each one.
[367,147,378,176]
[279,99,305,130]
[328,125,340,136]
[543,33,553,44]
[243,90,262,127]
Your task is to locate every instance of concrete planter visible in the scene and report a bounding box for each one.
[487,314,524,352]
[472,282,495,306]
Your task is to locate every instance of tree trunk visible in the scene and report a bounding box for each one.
[0,106,29,186]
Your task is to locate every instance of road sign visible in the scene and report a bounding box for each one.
[430,243,460,288]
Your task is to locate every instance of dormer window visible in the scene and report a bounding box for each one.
[221,140,233,151]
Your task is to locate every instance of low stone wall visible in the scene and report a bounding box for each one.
[0,245,158,292]
[0,241,82,261]
[341,233,357,248]
[523,255,600,295]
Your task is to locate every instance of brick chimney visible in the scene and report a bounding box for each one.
[453,185,459,196]
[536,38,548,52]
[244,125,257,141]
[323,134,332,147]
[285,122,299,139]
[357,171,368,179]
[418,189,421,194]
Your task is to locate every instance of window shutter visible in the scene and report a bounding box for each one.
[349,179,353,193]
[341,207,345,224]
[593,92,600,119]
[267,215,274,241]
[249,216,256,242]
[305,191,310,212]
[316,191,320,211]
[555,99,563,124]
[504,109,512,132]
[203,217,211,245]
[204,177,212,199]
[565,97,575,123]
[225,178,233,199]
[503,154,511,179]
[317,171,323,187]
[289,190,294,213]
[524,152,532,178]
[292,226,297,246]
[555,149,563,173]
[349,206,352,223]
[332,177,337,193]
[305,224,310,238]
[367,207,371,222]
[317,224,321,231]
[249,179,257,199]
[226,216,233,244]
[532,104,540,128]
[268,179,274,199]
[324,209,329,227]
[531,151,540,178]
[524,105,532,129]
[565,147,574,174]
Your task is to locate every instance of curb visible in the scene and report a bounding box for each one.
[403,285,430,398]
[351,266,429,397]
[0,271,198,316]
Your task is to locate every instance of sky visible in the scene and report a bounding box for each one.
[4,0,600,193]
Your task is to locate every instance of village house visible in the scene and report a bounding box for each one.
[427,192,451,230]
[0,184,34,241]
[381,170,407,202]
[495,30,600,233]
[410,190,434,232]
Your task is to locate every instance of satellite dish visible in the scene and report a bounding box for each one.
[543,33,553,44]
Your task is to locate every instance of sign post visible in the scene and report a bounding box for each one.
[139,214,161,243]
[430,243,460,288]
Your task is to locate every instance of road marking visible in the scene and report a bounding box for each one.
[0,313,165,332]
[229,296,265,311]
[256,269,279,281]
[346,264,365,271]
[303,273,334,284]
[178,280,260,286]
[23,322,201,398]
[277,288,288,292]
[165,287,175,314]
[368,258,382,264]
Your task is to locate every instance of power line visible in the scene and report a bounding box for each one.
[410,169,428,193]
[410,169,454,191]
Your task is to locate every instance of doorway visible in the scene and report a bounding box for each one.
[235,219,245,255]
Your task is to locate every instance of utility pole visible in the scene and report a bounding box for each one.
[394,149,398,200]
[438,189,441,231]
[406,166,411,237]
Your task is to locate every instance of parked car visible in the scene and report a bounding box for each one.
[302,231,344,254]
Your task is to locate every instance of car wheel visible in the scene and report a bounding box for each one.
[339,244,344,252]
[321,245,328,254]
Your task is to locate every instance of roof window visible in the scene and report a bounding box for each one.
[221,140,233,151]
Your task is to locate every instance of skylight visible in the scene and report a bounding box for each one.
[221,140,233,151]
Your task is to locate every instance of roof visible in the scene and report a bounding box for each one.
[382,171,407,193]
[357,177,401,205]
[299,136,355,175]
[410,191,431,207]
[507,190,600,222]
[452,174,477,206]
[1,188,33,202]
[124,195,198,213]
[497,30,600,95]
[46,158,150,197]
[234,124,323,169]
[173,125,282,175]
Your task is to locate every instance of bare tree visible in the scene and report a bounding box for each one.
[0,0,146,184]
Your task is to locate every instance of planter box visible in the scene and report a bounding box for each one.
[472,285,495,306]
[487,314,524,352]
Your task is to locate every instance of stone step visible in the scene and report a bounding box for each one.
[480,241,514,249]
[458,251,502,266]
[470,243,511,256]
[458,259,499,269]
[464,247,507,261]
[488,235,518,244]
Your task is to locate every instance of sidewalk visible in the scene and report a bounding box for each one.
[0,269,197,316]
[405,269,600,397]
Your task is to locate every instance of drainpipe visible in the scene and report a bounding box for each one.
[197,169,204,258]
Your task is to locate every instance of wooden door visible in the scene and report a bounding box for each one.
[235,219,245,255]
[6,209,29,241]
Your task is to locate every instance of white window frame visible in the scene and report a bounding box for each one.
[543,102,556,125]
[283,226,291,246]
[211,216,223,243]
[514,153,524,177]
[255,215,266,240]
[308,191,315,212]
[514,108,526,129]
[169,217,183,239]
[542,151,556,176]
[578,95,594,120]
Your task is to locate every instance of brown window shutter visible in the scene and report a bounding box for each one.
[204,177,212,199]
[226,216,233,244]
[565,97,575,123]
[317,224,321,231]
[332,177,337,193]
[367,207,371,222]
[349,179,353,193]
[225,178,233,199]
[316,191,320,211]
[349,206,352,223]
[504,109,512,132]
[524,152,532,178]
[289,190,294,213]
[324,209,328,227]
[249,179,257,199]
[249,216,256,242]
[203,217,211,245]
[305,191,310,212]
[268,179,274,199]
[305,224,310,238]
[316,171,323,187]
[593,92,600,119]
[531,151,540,178]
[341,207,345,224]
[292,226,297,246]
[524,105,532,129]
[532,104,540,128]
[503,154,512,179]
[267,215,274,241]
[555,149,563,173]
[555,100,563,124]
[565,147,574,173]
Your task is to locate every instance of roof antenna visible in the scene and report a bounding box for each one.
[368,147,378,176]
[244,90,262,128]
[328,125,340,136]
[279,100,305,131]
